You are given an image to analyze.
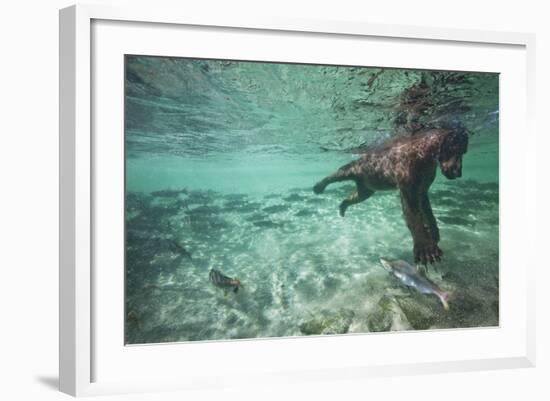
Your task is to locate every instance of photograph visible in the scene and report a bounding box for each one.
[124,55,499,345]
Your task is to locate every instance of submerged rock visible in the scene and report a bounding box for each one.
[283,193,306,202]
[299,309,355,335]
[395,295,438,330]
[366,296,394,332]
[366,295,412,332]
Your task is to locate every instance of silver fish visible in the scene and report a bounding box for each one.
[379,258,449,310]
[209,269,241,293]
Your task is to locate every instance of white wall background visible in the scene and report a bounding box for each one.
[0,0,547,400]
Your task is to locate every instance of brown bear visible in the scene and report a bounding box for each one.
[313,127,468,265]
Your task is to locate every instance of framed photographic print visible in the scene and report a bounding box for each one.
[59,4,536,397]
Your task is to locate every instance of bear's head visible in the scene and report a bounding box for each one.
[438,128,468,180]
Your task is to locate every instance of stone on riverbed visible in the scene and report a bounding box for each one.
[366,295,412,332]
[394,294,439,330]
[299,308,355,335]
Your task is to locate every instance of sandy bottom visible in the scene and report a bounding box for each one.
[125,179,499,344]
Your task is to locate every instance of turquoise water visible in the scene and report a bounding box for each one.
[125,56,499,344]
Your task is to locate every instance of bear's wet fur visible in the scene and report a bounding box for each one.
[313,126,468,265]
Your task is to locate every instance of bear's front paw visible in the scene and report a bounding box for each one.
[339,201,348,217]
[313,182,326,194]
[414,242,443,265]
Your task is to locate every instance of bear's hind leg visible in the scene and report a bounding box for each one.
[313,163,357,194]
[339,182,374,217]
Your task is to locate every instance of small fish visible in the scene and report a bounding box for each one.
[379,258,450,310]
[151,238,192,259]
[172,241,192,259]
[209,269,241,294]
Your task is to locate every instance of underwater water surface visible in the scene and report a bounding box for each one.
[125,56,499,344]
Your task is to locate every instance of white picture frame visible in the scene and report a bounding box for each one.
[59,4,536,397]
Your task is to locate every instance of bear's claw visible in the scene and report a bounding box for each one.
[414,242,443,265]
